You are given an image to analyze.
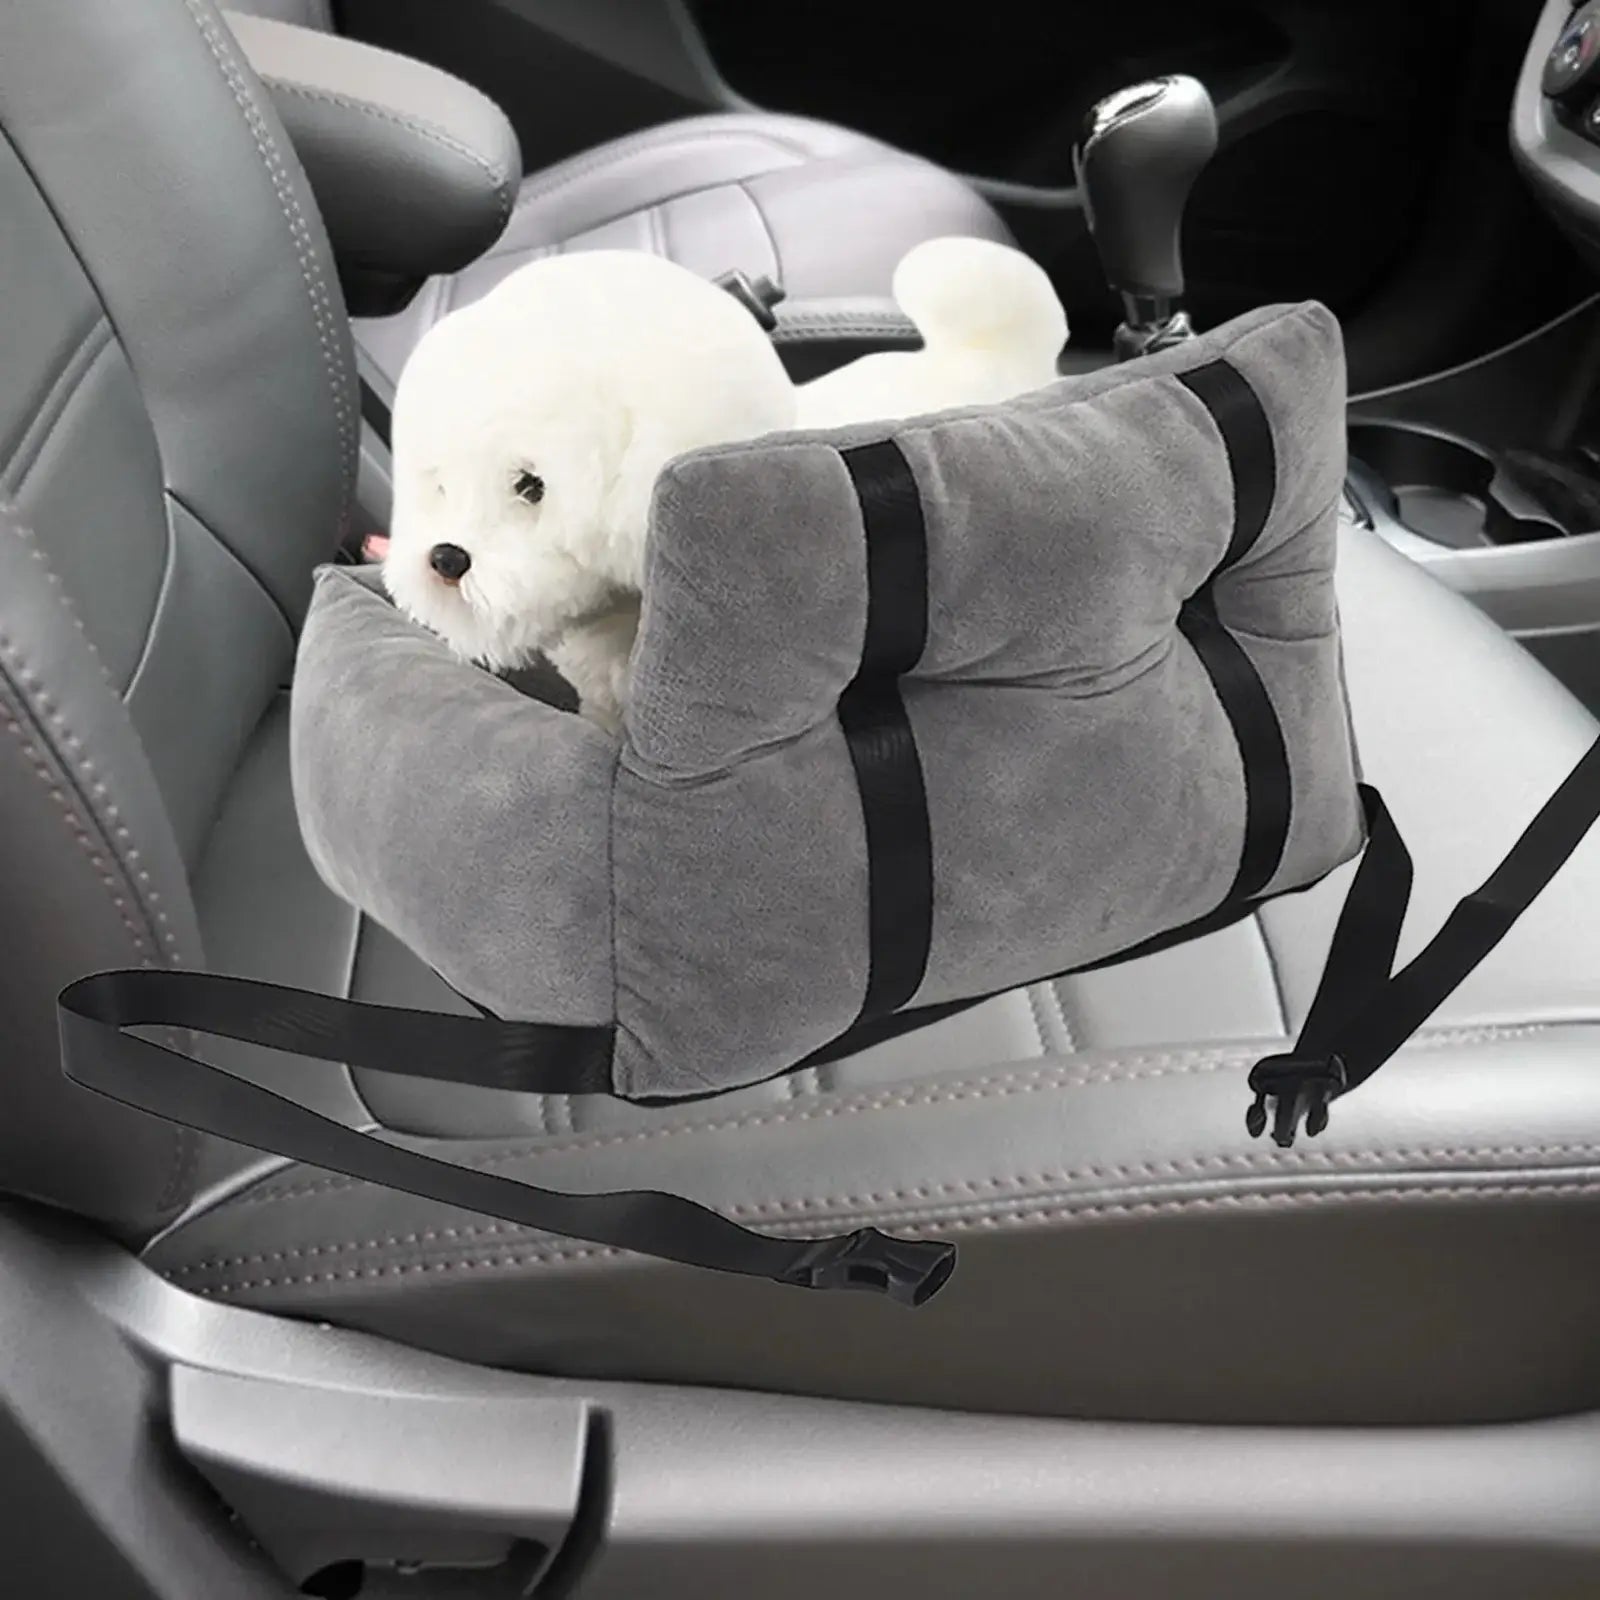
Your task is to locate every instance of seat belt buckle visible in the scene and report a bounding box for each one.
[1245,1052,1347,1148]
[783,1228,957,1306]
[714,268,786,332]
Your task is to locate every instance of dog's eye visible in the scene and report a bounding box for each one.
[512,470,545,506]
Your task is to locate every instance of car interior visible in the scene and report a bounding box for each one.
[6,1,1600,1595]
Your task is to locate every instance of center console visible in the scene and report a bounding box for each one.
[1344,291,1600,668]
[1329,0,1600,701]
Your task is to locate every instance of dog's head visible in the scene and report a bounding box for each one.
[383,295,644,671]
[383,252,796,671]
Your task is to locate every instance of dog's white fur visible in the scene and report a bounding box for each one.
[795,236,1067,429]
[385,238,1066,730]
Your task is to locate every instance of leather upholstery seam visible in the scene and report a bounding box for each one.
[214,1023,1558,1212]
[0,505,195,1211]
[121,516,179,708]
[772,325,919,348]
[0,317,113,493]
[165,487,300,650]
[6,338,120,504]
[258,77,516,226]
[1,503,119,693]
[1049,983,1077,1051]
[0,515,189,968]
[1022,985,1049,1056]
[511,123,812,212]
[941,1174,1600,1234]
[178,1174,1600,1294]
[170,1137,1600,1276]
[235,1049,1268,1211]
[0,669,195,1217]
[495,172,795,266]
[178,0,357,521]
[773,309,916,332]
[0,685,153,963]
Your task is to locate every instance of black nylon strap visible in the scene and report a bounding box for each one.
[1176,361,1276,565]
[61,969,616,1092]
[1176,359,1291,902]
[1250,739,1600,1146]
[56,970,955,1304]
[838,440,935,1022]
[359,376,393,451]
[1178,597,1294,902]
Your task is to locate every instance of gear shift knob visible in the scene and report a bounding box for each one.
[1075,75,1218,358]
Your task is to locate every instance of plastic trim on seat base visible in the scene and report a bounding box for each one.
[4,1201,1600,1599]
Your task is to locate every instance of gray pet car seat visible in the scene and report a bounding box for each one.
[60,299,1600,1304]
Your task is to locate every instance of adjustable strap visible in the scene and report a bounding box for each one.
[1175,359,1293,903]
[57,969,955,1305]
[358,376,392,452]
[837,439,935,1023]
[1248,738,1600,1146]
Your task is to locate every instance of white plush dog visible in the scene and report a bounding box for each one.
[385,237,1066,730]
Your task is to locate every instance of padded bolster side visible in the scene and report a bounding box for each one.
[1194,303,1358,897]
[290,567,616,1026]
[223,10,520,280]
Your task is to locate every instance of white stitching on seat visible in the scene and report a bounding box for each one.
[0,693,150,961]
[1021,986,1049,1055]
[229,1050,1256,1209]
[198,1246,623,1293]
[3,506,116,690]
[770,314,918,341]
[259,78,515,226]
[215,1022,1560,1213]
[721,1138,1600,1220]
[0,677,197,1214]
[177,0,356,517]
[953,1176,1600,1233]
[184,1175,1600,1296]
[0,617,186,967]
[169,1132,1600,1280]
[1050,983,1078,1051]
[0,493,197,1207]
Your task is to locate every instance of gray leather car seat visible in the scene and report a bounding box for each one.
[227,0,1011,391]
[5,0,1600,1465]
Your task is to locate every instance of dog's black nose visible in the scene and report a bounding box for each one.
[429,543,472,582]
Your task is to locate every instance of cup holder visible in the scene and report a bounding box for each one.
[1347,422,1568,548]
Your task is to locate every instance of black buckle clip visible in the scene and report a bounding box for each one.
[714,268,787,332]
[785,1228,957,1307]
[1245,1053,1347,1149]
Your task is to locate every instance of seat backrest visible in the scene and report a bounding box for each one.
[0,0,355,1233]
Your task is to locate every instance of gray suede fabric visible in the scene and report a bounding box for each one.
[291,300,1359,1098]
[291,568,617,1025]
